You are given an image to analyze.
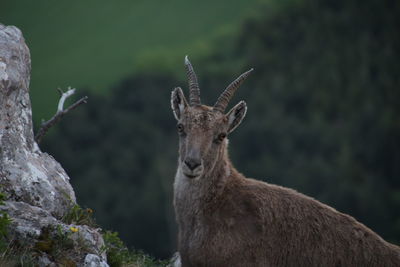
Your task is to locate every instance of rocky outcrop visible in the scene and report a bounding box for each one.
[0,24,108,266]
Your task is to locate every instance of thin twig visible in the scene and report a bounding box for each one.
[35,87,88,144]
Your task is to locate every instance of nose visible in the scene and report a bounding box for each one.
[184,157,201,171]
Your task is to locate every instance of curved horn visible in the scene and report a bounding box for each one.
[185,55,201,106]
[214,68,253,113]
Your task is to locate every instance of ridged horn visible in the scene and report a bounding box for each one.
[185,55,201,106]
[214,68,253,113]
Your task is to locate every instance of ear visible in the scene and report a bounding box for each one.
[226,101,247,134]
[171,87,188,120]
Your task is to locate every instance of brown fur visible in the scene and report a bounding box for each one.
[171,77,400,267]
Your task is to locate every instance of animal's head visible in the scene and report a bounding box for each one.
[171,56,252,179]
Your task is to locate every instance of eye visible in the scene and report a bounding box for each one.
[216,133,227,143]
[177,123,185,134]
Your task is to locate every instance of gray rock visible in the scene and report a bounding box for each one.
[83,254,109,267]
[37,254,56,267]
[0,201,57,241]
[0,23,108,266]
[168,252,181,267]
[0,24,76,218]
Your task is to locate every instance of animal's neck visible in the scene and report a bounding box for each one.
[174,143,233,213]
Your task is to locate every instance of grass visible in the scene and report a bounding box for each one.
[102,231,169,267]
[0,192,11,252]
[1,0,263,121]
[0,192,36,266]
[0,244,37,267]
[61,203,97,227]
[33,225,82,266]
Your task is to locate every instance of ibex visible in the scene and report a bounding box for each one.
[170,57,400,267]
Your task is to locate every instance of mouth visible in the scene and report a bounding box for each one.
[184,173,199,179]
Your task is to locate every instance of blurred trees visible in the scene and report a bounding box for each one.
[42,0,400,259]
[229,0,400,244]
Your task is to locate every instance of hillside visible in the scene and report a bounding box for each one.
[2,0,262,121]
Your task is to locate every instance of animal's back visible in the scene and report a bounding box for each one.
[179,174,400,266]
[213,175,400,266]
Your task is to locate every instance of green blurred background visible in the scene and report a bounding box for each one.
[2,0,400,260]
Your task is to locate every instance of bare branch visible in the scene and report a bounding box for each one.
[35,87,88,144]
[57,87,75,112]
